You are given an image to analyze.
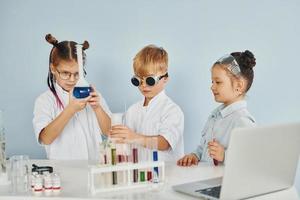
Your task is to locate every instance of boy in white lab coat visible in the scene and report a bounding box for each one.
[110,45,184,161]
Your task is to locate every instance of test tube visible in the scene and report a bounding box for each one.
[149,137,159,176]
[104,154,107,164]
[111,113,124,127]
[211,124,218,166]
[116,143,125,164]
[147,171,152,181]
[111,146,116,165]
[111,112,127,187]
[125,143,131,163]
[112,172,117,185]
[111,143,118,185]
[153,150,159,175]
[212,140,218,166]
[132,143,138,183]
[152,170,159,184]
[99,142,106,165]
[140,171,145,182]
[105,144,111,165]
[103,143,112,187]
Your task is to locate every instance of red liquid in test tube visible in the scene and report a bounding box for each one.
[147,171,152,181]
[212,139,218,166]
[133,148,138,183]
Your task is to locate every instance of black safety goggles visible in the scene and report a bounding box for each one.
[131,73,168,87]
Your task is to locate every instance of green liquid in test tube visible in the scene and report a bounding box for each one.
[140,171,145,182]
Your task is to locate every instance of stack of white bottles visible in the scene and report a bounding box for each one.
[31,171,61,196]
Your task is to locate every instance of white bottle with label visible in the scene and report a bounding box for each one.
[52,173,61,193]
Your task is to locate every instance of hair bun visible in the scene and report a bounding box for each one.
[82,41,89,50]
[45,34,58,46]
[240,50,256,69]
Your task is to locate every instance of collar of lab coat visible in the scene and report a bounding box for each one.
[142,90,167,111]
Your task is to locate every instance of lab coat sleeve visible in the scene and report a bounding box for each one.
[192,146,202,161]
[191,116,211,161]
[98,93,112,117]
[157,105,184,151]
[91,92,111,140]
[32,94,54,145]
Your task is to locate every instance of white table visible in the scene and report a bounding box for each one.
[0,160,298,200]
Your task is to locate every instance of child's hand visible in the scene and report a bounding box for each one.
[110,125,140,142]
[67,88,91,113]
[177,153,199,166]
[208,139,225,162]
[88,85,101,110]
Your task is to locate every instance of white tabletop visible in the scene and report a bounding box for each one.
[0,159,298,200]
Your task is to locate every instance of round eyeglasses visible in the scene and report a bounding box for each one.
[55,69,87,80]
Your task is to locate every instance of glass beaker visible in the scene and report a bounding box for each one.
[73,44,91,98]
[10,155,30,194]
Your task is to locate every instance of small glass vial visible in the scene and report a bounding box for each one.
[33,174,43,194]
[31,171,38,191]
[52,173,61,193]
[43,172,52,195]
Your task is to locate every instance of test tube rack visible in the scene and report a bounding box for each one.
[88,161,165,194]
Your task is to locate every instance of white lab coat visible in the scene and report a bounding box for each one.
[33,83,111,160]
[125,90,184,162]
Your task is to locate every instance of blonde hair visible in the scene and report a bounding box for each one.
[133,45,168,76]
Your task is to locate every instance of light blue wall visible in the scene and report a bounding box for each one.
[1,0,300,190]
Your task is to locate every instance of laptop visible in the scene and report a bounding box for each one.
[173,122,300,199]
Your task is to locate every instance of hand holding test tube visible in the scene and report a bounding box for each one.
[110,113,125,142]
[208,135,225,165]
[212,131,218,166]
[212,139,219,166]
[110,122,141,144]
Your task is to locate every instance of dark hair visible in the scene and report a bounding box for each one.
[45,34,89,109]
[231,50,256,92]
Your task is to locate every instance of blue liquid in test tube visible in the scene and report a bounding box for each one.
[153,150,158,175]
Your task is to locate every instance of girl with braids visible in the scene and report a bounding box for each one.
[33,34,111,160]
[177,50,256,166]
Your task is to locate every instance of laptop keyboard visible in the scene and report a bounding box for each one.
[195,185,221,198]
